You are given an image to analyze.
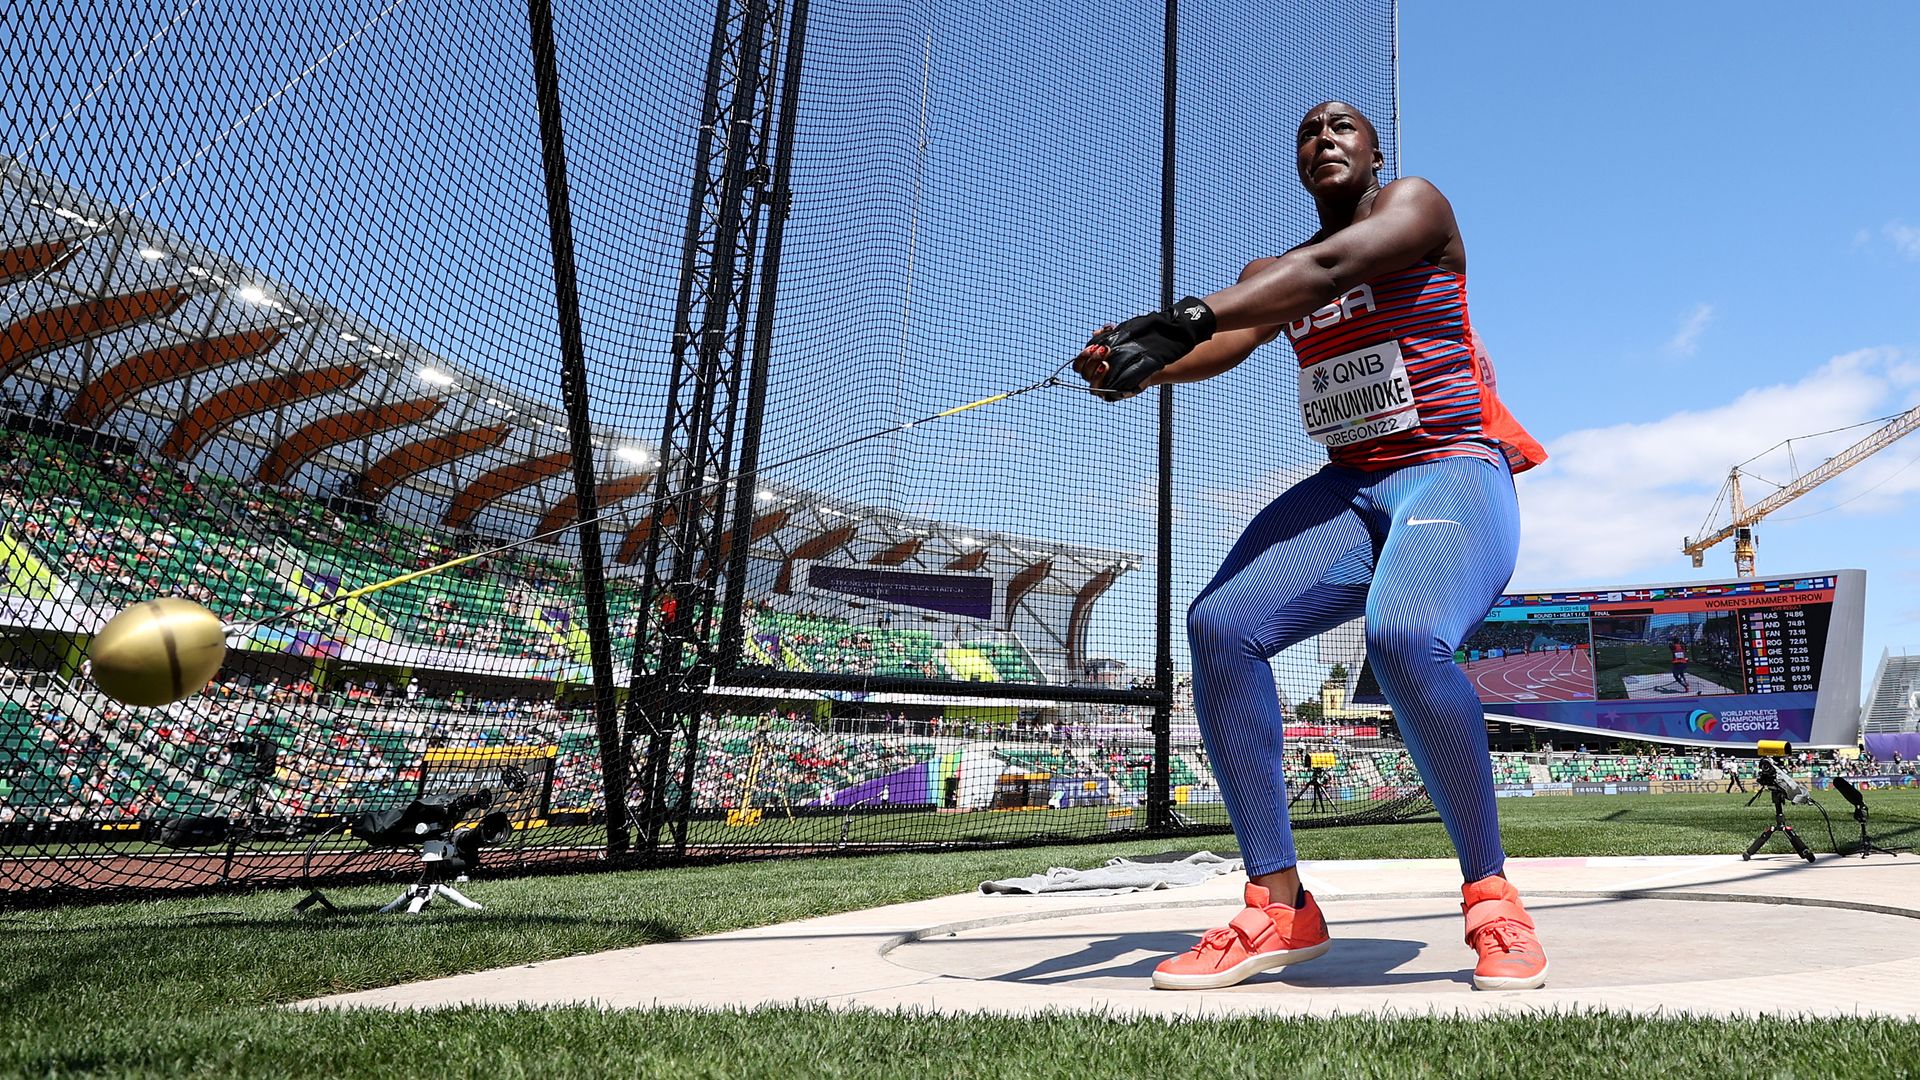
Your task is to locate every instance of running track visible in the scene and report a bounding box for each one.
[1460,650,1595,702]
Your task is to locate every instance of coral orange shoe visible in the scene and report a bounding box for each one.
[1152,882,1331,990]
[1462,876,1548,990]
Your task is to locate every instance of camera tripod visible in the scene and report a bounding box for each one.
[377,840,486,913]
[378,879,484,914]
[1289,767,1334,814]
[1742,786,1817,863]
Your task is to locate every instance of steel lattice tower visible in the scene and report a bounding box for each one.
[627,0,808,856]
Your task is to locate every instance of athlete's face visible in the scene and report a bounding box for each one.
[1295,102,1383,198]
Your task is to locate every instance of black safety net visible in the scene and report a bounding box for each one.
[0,0,1423,904]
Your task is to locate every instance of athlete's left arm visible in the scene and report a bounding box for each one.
[1200,178,1457,333]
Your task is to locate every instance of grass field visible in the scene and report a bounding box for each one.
[4,791,1919,1078]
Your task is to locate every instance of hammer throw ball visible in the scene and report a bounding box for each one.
[89,597,228,707]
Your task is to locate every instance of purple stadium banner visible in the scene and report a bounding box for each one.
[1865,733,1920,761]
[807,564,993,620]
[813,764,932,807]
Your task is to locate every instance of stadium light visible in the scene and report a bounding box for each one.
[756,489,775,502]
[958,536,978,548]
[339,332,360,342]
[237,285,269,304]
[615,446,651,466]
[418,368,456,387]
[138,247,167,261]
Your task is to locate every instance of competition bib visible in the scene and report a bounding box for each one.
[1298,340,1419,448]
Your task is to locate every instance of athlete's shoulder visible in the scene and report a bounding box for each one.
[1237,255,1282,281]
[1375,175,1453,211]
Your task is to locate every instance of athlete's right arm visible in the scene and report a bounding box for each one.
[1140,259,1284,387]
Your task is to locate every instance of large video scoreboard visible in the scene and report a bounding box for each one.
[1356,569,1865,747]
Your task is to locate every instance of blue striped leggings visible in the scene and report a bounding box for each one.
[1188,454,1520,881]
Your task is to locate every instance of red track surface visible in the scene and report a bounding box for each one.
[0,845,607,896]
[1462,650,1594,703]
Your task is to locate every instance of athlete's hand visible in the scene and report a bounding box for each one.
[1072,324,1125,397]
[1072,297,1217,401]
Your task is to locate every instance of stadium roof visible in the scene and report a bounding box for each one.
[0,160,1135,606]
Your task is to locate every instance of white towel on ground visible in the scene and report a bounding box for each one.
[978,851,1242,896]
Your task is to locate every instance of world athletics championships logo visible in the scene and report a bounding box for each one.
[1688,709,1718,733]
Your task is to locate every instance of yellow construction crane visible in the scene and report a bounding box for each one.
[1684,402,1920,576]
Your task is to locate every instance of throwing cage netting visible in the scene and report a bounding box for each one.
[1,0,1427,902]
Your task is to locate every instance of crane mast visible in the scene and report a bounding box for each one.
[1684,401,1920,576]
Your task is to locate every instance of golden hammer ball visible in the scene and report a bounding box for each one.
[89,597,228,707]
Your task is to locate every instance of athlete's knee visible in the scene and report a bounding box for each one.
[1182,591,1244,653]
[1364,615,1454,670]
[1187,592,1259,659]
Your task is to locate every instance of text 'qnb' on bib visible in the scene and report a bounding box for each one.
[1298,340,1419,448]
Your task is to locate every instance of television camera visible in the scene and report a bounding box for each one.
[1289,752,1339,815]
[294,764,531,914]
[1741,743,1832,864]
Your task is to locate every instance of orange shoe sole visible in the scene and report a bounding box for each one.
[1151,939,1331,990]
[1472,959,1549,991]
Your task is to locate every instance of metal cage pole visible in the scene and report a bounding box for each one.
[524,0,628,856]
[1148,0,1178,831]
[718,0,811,679]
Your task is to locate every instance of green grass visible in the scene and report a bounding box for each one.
[35,785,1911,859]
[4,791,1919,1077]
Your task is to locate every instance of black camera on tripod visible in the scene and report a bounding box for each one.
[352,786,495,849]
[1754,756,1811,806]
[296,765,531,915]
[1743,742,1823,864]
[423,795,513,882]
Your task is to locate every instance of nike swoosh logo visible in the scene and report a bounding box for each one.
[1406,518,1461,526]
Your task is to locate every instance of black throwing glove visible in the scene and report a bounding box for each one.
[1084,296,1217,397]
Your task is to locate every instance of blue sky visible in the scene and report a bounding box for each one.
[1391,1,1920,694]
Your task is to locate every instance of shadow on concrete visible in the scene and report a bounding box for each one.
[934,931,1466,990]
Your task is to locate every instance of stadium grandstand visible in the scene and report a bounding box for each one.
[0,158,1135,692]
[1862,648,1920,735]
[0,663,1429,832]
[0,0,1458,904]
[0,157,1255,892]
[1862,647,1920,762]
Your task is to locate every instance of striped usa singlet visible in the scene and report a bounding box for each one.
[1282,262,1546,474]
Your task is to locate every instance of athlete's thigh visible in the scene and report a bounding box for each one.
[1364,457,1520,643]
[1192,466,1374,650]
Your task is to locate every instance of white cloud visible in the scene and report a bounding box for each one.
[1512,347,1917,587]
[1887,221,1920,260]
[1664,302,1714,357]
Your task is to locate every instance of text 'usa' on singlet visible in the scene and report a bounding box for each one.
[1280,262,1547,474]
